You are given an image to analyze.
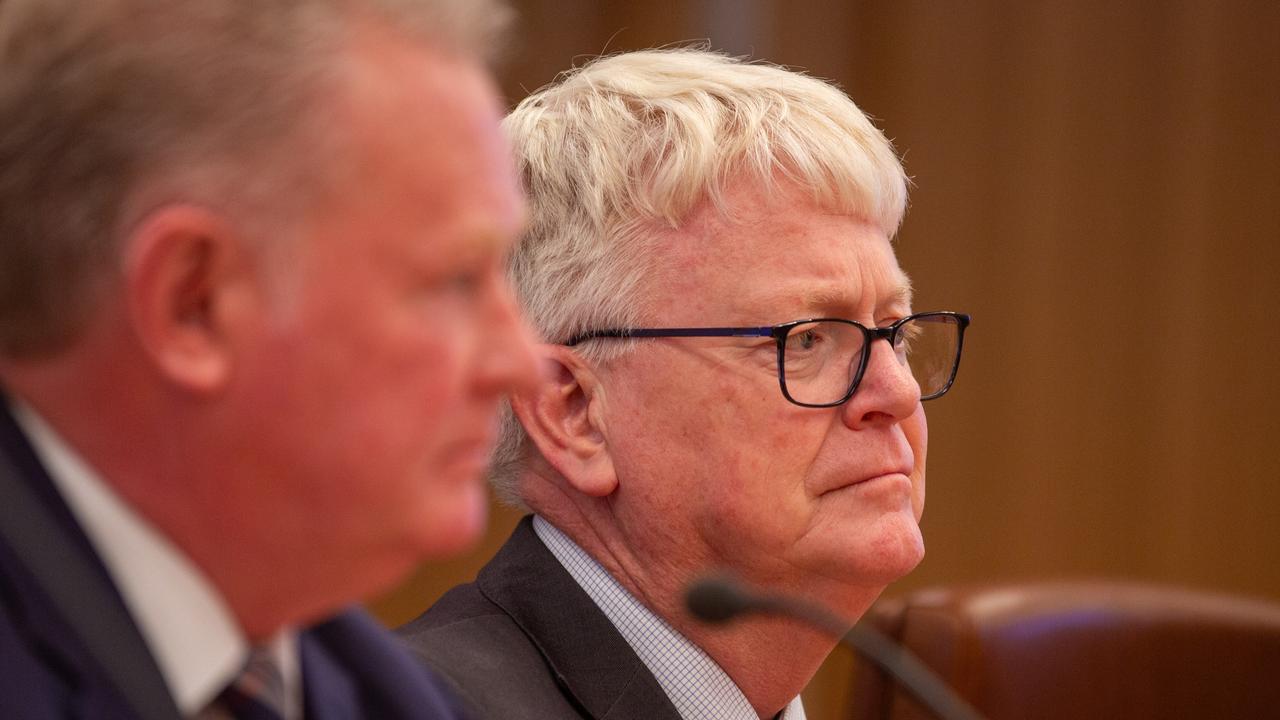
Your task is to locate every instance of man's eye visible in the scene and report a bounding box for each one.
[786,326,825,352]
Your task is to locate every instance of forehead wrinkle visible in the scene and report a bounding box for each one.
[745,273,914,322]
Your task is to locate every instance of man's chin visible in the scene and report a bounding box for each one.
[865,521,926,582]
[818,514,925,587]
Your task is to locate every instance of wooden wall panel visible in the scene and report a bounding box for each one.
[832,0,1280,602]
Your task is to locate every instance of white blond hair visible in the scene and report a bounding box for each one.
[490,48,910,507]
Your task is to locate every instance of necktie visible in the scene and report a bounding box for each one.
[199,647,288,720]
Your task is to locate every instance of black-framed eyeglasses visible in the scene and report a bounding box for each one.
[566,311,970,408]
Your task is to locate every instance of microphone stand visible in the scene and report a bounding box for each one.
[686,575,989,720]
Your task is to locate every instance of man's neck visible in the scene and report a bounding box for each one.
[10,400,250,714]
[2,361,320,641]
[682,615,835,719]
[537,505,834,718]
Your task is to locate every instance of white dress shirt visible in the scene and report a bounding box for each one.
[534,516,806,720]
[11,401,301,719]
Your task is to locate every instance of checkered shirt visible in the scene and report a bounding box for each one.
[533,516,806,720]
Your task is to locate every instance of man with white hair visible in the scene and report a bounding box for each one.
[0,0,536,717]
[400,49,970,719]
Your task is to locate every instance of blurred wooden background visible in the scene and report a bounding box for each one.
[370,1,1280,717]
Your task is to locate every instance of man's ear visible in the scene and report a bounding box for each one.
[510,344,618,498]
[123,205,257,394]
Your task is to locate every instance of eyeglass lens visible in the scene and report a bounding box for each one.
[781,315,962,405]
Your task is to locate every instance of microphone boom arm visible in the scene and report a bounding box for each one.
[686,576,989,720]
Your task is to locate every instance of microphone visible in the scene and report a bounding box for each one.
[685,574,989,720]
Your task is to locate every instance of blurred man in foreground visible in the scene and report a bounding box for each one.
[400,49,970,719]
[0,0,536,717]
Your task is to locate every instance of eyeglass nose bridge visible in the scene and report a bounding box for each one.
[867,325,899,345]
[861,324,913,382]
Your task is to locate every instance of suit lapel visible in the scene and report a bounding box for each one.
[299,628,362,720]
[477,517,682,720]
[0,399,104,568]
[0,399,181,720]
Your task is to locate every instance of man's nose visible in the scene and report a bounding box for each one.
[477,281,541,396]
[840,338,922,429]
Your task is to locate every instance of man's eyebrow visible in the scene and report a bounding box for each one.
[794,277,914,310]
[795,286,853,308]
[887,277,914,309]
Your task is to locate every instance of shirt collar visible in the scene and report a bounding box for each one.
[10,401,285,716]
[533,516,806,720]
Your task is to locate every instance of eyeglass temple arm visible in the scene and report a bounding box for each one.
[566,326,775,346]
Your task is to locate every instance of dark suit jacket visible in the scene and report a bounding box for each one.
[0,400,468,719]
[398,516,682,720]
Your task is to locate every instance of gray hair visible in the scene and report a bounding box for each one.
[0,0,510,357]
[490,48,909,507]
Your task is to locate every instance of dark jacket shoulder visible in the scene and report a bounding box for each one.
[400,581,586,718]
[398,516,680,720]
